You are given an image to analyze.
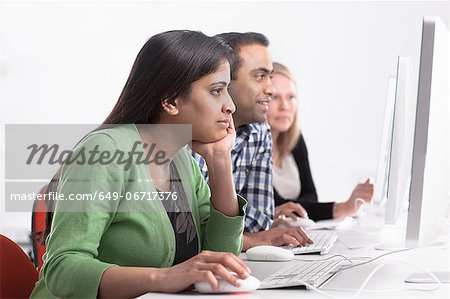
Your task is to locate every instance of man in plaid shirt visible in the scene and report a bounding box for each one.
[193,32,311,251]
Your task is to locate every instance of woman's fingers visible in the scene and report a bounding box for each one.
[197,270,219,292]
[288,211,300,219]
[198,262,240,288]
[200,251,251,279]
[292,203,308,219]
[272,216,292,228]
[355,186,374,202]
[276,202,308,219]
[173,251,251,293]
[351,181,374,203]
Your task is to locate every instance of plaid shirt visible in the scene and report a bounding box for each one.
[192,122,274,233]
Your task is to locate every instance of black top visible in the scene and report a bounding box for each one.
[273,134,334,221]
[160,163,199,265]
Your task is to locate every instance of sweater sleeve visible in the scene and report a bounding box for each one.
[40,133,124,298]
[191,157,246,255]
[274,135,333,221]
[295,135,334,220]
[295,135,318,203]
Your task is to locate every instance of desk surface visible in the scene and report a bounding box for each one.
[138,216,450,299]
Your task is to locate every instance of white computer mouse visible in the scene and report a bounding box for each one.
[245,245,294,261]
[288,217,316,228]
[194,274,260,293]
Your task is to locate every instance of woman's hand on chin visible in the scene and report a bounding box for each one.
[192,116,236,163]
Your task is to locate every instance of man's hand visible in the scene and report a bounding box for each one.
[242,226,313,251]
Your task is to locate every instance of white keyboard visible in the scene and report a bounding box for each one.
[284,231,338,254]
[259,256,343,289]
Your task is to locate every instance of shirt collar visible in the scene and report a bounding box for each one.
[233,123,261,154]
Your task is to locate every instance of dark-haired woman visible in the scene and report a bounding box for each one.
[31,30,249,298]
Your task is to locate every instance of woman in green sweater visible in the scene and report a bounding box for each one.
[31,30,249,298]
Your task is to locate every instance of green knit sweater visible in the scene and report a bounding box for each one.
[31,124,246,298]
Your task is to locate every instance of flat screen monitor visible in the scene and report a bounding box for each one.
[406,16,449,247]
[373,75,396,205]
[384,56,415,225]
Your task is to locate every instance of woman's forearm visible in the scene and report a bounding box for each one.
[98,266,165,298]
[206,156,239,217]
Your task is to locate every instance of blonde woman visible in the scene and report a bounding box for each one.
[269,62,374,221]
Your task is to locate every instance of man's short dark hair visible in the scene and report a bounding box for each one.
[215,32,270,80]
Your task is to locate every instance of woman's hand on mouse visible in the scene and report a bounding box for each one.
[334,178,374,219]
[155,250,251,293]
[274,201,308,220]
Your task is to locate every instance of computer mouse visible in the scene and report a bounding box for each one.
[245,245,294,261]
[288,217,316,228]
[194,274,260,293]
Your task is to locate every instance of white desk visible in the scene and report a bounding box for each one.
[138,216,450,299]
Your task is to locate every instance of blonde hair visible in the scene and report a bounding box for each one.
[272,62,301,158]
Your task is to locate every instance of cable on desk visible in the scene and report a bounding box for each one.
[316,260,442,298]
[337,248,412,271]
[337,243,450,273]
[298,246,445,297]
[336,238,374,250]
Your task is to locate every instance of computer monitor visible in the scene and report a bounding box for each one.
[384,56,415,225]
[373,75,396,205]
[406,16,449,247]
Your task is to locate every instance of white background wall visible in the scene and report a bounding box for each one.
[1,0,449,242]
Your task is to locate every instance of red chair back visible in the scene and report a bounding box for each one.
[31,185,48,273]
[0,234,38,298]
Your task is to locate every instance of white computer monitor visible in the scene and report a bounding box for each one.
[373,75,396,205]
[405,16,449,247]
[384,56,415,225]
